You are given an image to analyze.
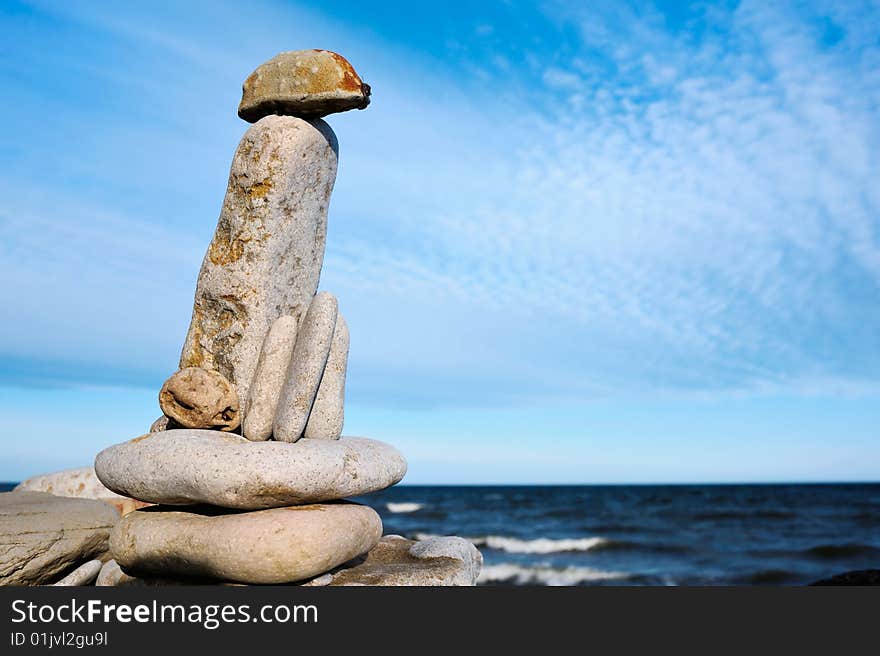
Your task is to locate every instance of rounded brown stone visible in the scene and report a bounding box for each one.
[238,50,371,122]
[158,367,240,431]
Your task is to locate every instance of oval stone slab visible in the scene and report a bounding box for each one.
[94,430,407,509]
[111,502,382,584]
[238,49,371,122]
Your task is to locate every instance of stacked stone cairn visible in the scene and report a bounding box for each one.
[0,50,481,587]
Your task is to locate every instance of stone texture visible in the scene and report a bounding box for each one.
[98,536,484,587]
[304,313,349,439]
[178,115,338,404]
[149,416,171,432]
[96,559,198,587]
[300,572,334,587]
[0,491,119,586]
[96,559,132,587]
[238,50,370,122]
[111,502,382,584]
[326,535,482,586]
[242,315,298,441]
[274,292,337,442]
[15,467,149,516]
[95,430,407,509]
[159,367,240,431]
[53,559,102,586]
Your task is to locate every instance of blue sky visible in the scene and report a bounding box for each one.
[1,0,879,483]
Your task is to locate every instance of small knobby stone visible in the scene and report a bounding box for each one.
[149,415,171,432]
[238,50,370,122]
[158,367,240,431]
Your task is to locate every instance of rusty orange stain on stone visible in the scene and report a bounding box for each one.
[246,179,273,200]
[322,50,365,93]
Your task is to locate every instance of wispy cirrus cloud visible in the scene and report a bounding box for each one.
[1,0,879,409]
[322,0,880,402]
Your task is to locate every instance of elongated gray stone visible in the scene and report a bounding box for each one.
[274,292,337,442]
[94,430,407,509]
[111,502,382,584]
[304,313,349,439]
[0,491,119,586]
[242,315,298,441]
[53,559,102,586]
[179,115,338,403]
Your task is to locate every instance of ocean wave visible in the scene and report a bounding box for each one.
[386,502,423,514]
[478,564,629,586]
[412,533,689,555]
[472,535,610,554]
[413,534,612,554]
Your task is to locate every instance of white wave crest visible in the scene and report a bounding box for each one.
[478,564,629,586]
[413,533,610,554]
[386,502,423,513]
[472,535,610,554]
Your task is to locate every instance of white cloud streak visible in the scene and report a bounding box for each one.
[2,0,879,406]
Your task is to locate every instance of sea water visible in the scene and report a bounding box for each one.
[5,482,876,585]
[357,483,880,585]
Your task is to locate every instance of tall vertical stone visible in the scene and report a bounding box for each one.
[179,115,338,402]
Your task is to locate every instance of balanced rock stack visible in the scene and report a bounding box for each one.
[78,50,480,586]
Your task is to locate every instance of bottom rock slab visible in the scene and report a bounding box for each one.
[111,502,382,584]
[306,535,482,586]
[98,535,483,586]
[0,491,119,586]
